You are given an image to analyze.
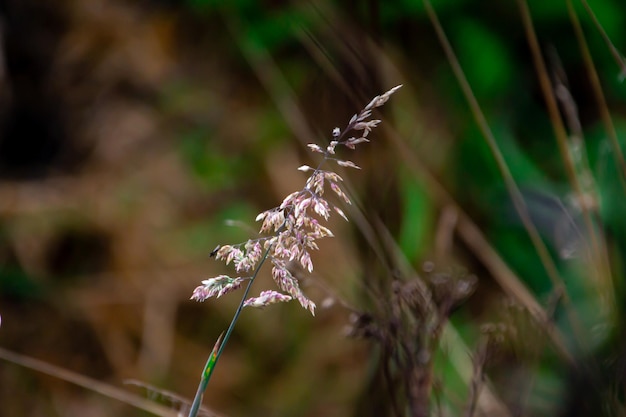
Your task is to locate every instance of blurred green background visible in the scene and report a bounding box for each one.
[0,0,625,416]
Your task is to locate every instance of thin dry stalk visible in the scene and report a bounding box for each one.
[370,218,514,417]
[566,0,626,188]
[463,340,488,417]
[580,0,626,79]
[516,0,615,311]
[434,205,458,261]
[549,50,616,298]
[422,0,582,359]
[453,213,573,364]
[0,347,190,417]
[294,9,573,366]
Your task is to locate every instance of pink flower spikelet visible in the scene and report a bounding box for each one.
[191,85,402,315]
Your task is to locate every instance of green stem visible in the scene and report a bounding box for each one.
[188,248,271,417]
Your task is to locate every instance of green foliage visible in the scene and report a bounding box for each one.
[243,8,317,54]
[393,0,468,17]
[186,0,257,13]
[185,0,318,55]
[176,203,258,257]
[0,267,42,301]
[451,19,516,100]
[398,172,432,263]
[179,128,247,190]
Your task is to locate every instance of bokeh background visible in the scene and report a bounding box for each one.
[0,0,625,416]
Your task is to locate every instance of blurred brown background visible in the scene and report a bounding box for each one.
[0,1,385,416]
[1,0,626,416]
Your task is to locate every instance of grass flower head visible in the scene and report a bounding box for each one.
[191,85,402,316]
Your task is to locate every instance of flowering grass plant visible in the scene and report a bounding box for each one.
[187,85,401,417]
